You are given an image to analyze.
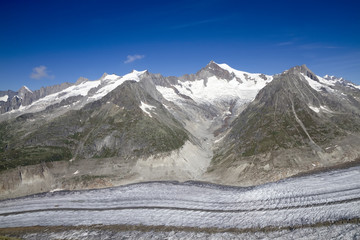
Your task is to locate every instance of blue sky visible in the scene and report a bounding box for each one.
[1,0,359,91]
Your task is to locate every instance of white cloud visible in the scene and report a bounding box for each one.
[30,65,54,80]
[124,54,145,64]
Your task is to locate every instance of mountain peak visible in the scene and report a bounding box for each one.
[121,70,148,82]
[203,60,236,74]
[286,64,319,82]
[75,77,89,85]
[204,60,221,69]
[100,72,108,80]
[131,69,148,75]
[323,75,344,81]
[197,61,236,81]
[18,85,33,95]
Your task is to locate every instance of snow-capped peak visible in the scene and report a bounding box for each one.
[132,69,147,74]
[75,77,89,85]
[19,85,33,93]
[17,85,33,99]
[157,62,273,105]
[103,73,121,81]
[217,62,241,73]
[122,70,147,81]
[321,74,360,89]
[3,69,150,117]
[89,70,147,101]
[323,75,343,82]
[216,63,270,81]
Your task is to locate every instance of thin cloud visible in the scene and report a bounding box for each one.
[30,65,54,80]
[276,41,294,46]
[274,36,302,47]
[124,55,145,64]
[300,43,340,50]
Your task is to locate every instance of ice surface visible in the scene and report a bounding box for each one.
[157,67,272,105]
[18,223,360,240]
[0,166,359,231]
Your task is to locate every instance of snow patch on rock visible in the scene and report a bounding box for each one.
[140,102,156,117]
[0,95,8,102]
[309,105,320,113]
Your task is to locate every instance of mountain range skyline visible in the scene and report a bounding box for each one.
[1,61,357,93]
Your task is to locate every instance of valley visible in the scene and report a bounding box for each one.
[0,62,360,239]
[2,1,359,238]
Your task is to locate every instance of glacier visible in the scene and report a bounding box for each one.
[0,165,359,238]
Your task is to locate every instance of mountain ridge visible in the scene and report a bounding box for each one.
[0,62,359,199]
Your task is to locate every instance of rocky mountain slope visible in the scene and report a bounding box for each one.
[0,62,359,199]
[208,65,360,185]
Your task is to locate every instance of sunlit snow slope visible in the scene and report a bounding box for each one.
[157,62,273,104]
